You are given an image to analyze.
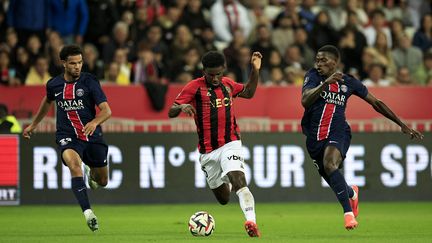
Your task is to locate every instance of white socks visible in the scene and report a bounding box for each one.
[236,187,256,223]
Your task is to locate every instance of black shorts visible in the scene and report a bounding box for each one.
[56,136,108,168]
[306,132,351,167]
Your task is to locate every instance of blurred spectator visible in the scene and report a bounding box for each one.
[7,0,49,46]
[179,0,209,37]
[414,51,432,86]
[274,0,301,29]
[169,25,203,70]
[325,0,346,31]
[285,65,305,86]
[14,47,31,82]
[227,45,251,83]
[364,9,392,47]
[284,44,305,71]
[113,48,132,85]
[130,7,149,43]
[298,0,319,32]
[103,21,135,64]
[223,29,247,68]
[199,25,218,53]
[0,4,7,42]
[267,66,288,86]
[394,66,416,86]
[389,18,405,49]
[48,0,89,44]
[85,0,118,51]
[293,28,315,70]
[272,15,295,56]
[373,31,396,78]
[0,103,22,133]
[104,62,120,84]
[26,35,43,64]
[0,49,20,86]
[362,63,392,87]
[339,26,366,77]
[412,14,432,52]
[346,0,368,28]
[251,24,277,72]
[398,0,417,28]
[171,47,202,84]
[158,4,182,44]
[132,46,161,84]
[82,43,104,80]
[4,29,19,61]
[308,10,339,52]
[47,43,63,77]
[392,34,423,74]
[25,55,51,85]
[263,0,283,23]
[210,0,252,44]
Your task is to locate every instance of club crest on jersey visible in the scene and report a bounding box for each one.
[59,138,72,146]
[76,88,84,97]
[341,84,348,93]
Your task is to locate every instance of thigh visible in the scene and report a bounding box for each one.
[83,142,108,168]
[200,151,224,189]
[220,141,245,178]
[57,137,85,166]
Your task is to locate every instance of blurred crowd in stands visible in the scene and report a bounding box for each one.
[0,0,432,87]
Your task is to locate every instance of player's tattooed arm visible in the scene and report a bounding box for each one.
[168,103,196,118]
[302,72,343,108]
[363,93,424,140]
[239,52,262,99]
[83,102,112,136]
[23,96,53,139]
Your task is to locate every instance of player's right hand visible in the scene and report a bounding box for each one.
[181,104,196,116]
[22,125,36,139]
[324,71,344,85]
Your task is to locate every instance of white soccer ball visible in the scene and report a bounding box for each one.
[188,211,215,236]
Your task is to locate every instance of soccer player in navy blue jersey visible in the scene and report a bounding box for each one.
[301,45,424,230]
[168,51,263,237]
[23,45,112,232]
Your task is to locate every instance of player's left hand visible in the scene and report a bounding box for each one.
[83,121,98,136]
[251,52,263,71]
[401,126,424,140]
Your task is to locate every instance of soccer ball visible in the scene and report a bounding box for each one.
[188,211,215,236]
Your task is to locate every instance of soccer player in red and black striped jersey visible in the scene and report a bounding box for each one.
[169,51,263,237]
[23,45,112,232]
[301,45,424,230]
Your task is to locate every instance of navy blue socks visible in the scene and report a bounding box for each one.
[328,170,352,213]
[72,177,91,212]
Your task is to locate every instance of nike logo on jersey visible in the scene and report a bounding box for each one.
[55,92,62,97]
[337,190,345,195]
[329,141,338,144]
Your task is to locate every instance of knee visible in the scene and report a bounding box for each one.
[69,164,83,176]
[217,196,230,205]
[98,177,108,187]
[323,160,338,175]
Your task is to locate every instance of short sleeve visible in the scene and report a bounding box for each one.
[224,78,244,97]
[350,76,368,99]
[174,81,198,105]
[89,76,107,105]
[46,80,55,101]
[302,70,321,93]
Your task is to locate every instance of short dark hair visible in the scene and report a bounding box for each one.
[318,45,340,61]
[0,103,8,118]
[59,45,82,61]
[201,51,225,69]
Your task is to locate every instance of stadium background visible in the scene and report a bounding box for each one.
[0,0,432,204]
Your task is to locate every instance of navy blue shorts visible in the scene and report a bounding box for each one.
[56,136,108,168]
[306,133,351,168]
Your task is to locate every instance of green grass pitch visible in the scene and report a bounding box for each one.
[0,202,431,242]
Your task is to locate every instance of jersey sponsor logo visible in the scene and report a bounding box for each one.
[227,155,242,161]
[76,88,84,97]
[320,90,346,106]
[57,99,85,111]
[55,92,62,97]
[59,138,72,146]
[210,97,232,108]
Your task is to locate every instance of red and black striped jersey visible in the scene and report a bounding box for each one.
[46,73,107,143]
[174,76,245,153]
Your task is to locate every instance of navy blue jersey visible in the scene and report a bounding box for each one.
[46,72,107,143]
[301,69,368,141]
